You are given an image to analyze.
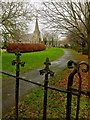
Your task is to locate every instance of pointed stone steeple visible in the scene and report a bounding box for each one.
[32,16,41,43]
[34,16,40,34]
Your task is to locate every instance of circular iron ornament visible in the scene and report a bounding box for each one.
[79,61,89,73]
[67,60,89,73]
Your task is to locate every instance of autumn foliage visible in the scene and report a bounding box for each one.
[6,43,46,53]
[55,69,88,91]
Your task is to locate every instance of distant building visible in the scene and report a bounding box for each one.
[32,17,42,43]
[9,17,43,43]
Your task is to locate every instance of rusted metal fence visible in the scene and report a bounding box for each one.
[1,50,90,120]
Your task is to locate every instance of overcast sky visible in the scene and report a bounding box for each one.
[2,0,90,37]
[2,0,90,3]
[2,0,49,3]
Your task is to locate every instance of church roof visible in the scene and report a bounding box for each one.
[20,34,33,41]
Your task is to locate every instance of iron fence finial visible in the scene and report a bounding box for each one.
[40,57,54,77]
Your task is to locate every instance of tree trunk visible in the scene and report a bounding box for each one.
[88,41,90,90]
[82,41,86,55]
[88,42,90,92]
[88,41,90,120]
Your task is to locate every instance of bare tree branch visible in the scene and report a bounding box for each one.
[1,2,32,43]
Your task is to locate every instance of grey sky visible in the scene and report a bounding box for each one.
[2,0,90,35]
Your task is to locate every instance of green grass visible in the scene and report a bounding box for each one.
[2,48,64,73]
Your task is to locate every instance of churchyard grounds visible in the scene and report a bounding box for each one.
[1,47,89,119]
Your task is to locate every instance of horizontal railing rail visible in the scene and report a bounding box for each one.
[1,70,90,97]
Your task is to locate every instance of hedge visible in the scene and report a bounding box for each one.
[6,43,46,53]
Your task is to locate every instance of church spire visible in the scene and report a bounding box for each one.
[34,16,40,34]
[32,16,41,43]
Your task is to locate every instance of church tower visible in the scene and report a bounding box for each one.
[32,17,41,43]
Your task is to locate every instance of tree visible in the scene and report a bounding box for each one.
[39,1,90,89]
[43,32,58,47]
[66,30,87,53]
[1,1,32,47]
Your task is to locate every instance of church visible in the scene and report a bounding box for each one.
[9,17,43,43]
[19,17,43,43]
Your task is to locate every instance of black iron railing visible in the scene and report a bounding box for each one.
[67,60,89,120]
[1,51,90,120]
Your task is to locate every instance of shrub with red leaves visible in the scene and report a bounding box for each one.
[6,43,46,53]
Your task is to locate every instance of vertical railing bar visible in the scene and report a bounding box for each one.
[12,49,25,120]
[15,53,20,120]
[76,70,82,120]
[40,57,54,120]
[76,61,89,120]
[43,73,48,120]
[66,69,77,120]
[66,60,78,120]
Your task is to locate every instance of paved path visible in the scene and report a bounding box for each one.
[2,49,74,115]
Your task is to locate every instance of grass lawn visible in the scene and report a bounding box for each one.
[3,49,89,119]
[2,48,64,73]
